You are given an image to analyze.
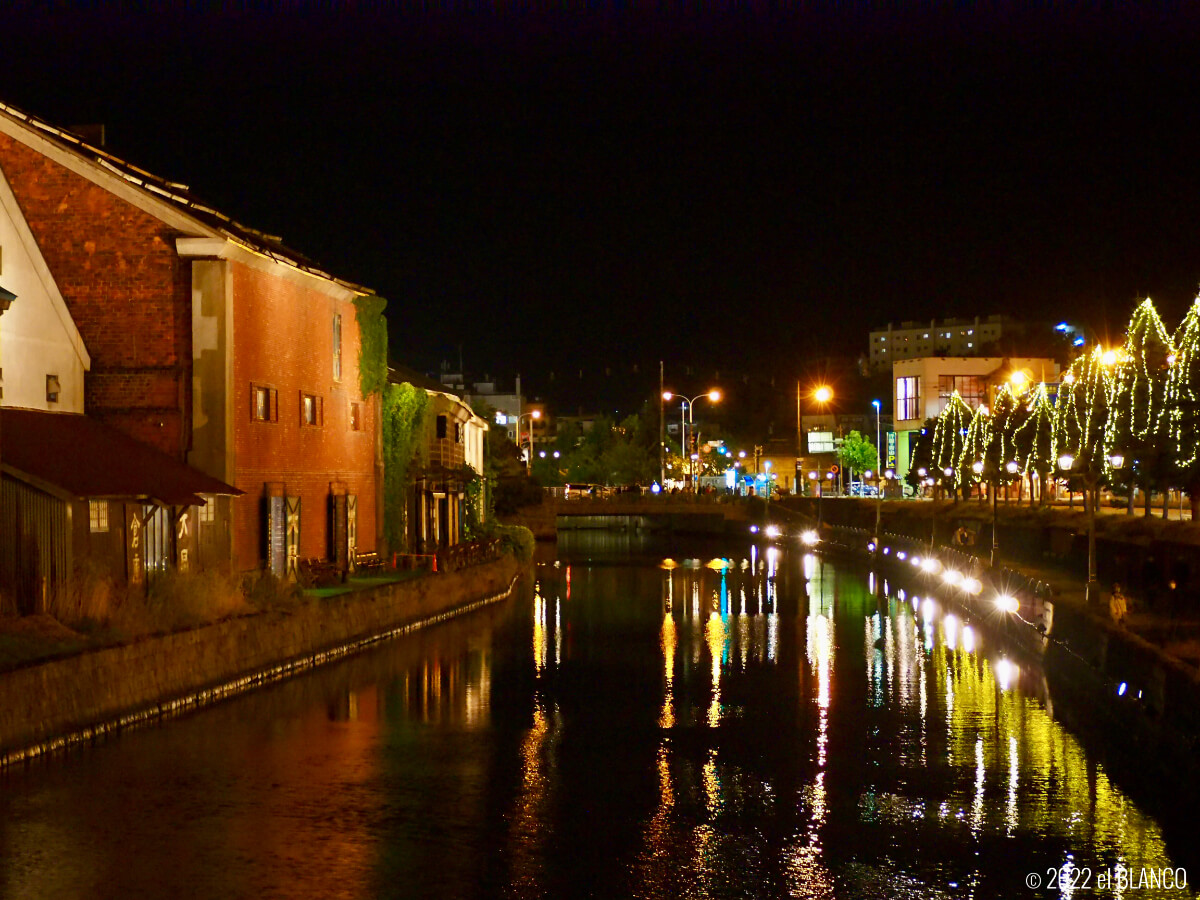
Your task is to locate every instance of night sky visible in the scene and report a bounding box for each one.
[5,7,1200,387]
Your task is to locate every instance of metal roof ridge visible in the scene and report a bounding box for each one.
[0,98,372,295]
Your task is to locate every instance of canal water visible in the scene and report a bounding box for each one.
[1,533,1194,899]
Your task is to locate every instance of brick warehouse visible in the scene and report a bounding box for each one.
[0,101,380,577]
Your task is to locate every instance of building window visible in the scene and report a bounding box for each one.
[938,374,985,407]
[436,415,448,439]
[253,385,278,422]
[301,393,323,426]
[807,431,835,453]
[897,376,920,421]
[89,500,109,533]
[46,374,60,404]
[349,401,361,431]
[198,496,216,523]
[332,314,342,382]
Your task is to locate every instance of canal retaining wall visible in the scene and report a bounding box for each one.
[0,556,522,766]
[819,527,1200,792]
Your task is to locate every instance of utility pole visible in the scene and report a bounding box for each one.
[659,360,665,487]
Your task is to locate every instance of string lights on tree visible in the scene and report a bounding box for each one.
[932,392,973,500]
[1165,295,1200,517]
[1107,298,1174,515]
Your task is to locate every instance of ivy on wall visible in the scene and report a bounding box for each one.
[352,294,428,551]
[381,382,428,552]
[353,295,389,399]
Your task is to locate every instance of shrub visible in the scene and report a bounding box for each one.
[244,570,305,611]
[46,557,120,627]
[494,524,536,562]
[113,569,249,633]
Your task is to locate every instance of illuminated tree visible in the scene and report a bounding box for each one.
[958,403,991,501]
[904,418,937,493]
[1053,346,1117,502]
[1012,382,1054,504]
[1107,298,1174,515]
[980,383,1021,500]
[1165,296,1200,518]
[932,392,973,500]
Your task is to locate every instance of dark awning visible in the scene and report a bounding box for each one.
[1,408,241,506]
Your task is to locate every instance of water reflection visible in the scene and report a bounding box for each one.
[0,532,1192,899]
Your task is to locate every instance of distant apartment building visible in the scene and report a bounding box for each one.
[868,315,1027,371]
[439,368,527,442]
[891,356,1059,480]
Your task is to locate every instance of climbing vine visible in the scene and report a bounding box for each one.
[382,381,428,552]
[353,294,389,398]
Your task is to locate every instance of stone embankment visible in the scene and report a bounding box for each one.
[0,556,522,766]
[816,521,1200,799]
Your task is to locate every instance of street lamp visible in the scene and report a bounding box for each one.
[800,385,834,496]
[516,409,542,473]
[875,468,895,543]
[1058,452,1100,601]
[663,389,720,491]
[872,398,882,491]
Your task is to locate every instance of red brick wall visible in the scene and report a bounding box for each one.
[0,130,377,572]
[0,134,189,457]
[230,262,376,571]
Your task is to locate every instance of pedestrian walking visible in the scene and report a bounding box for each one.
[1109,582,1128,628]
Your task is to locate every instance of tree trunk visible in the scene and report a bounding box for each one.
[1144,485,1152,517]
[1190,487,1200,521]
[1163,489,1170,519]
[1127,485,1135,515]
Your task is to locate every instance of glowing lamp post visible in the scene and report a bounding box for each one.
[663,389,720,492]
[517,409,542,473]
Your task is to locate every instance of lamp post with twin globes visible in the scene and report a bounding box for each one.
[663,389,721,492]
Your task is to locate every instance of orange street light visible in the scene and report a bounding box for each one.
[664,389,722,492]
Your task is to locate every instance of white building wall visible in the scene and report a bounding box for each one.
[892,356,1059,430]
[0,166,88,412]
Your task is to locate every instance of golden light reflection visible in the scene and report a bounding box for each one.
[1007,734,1019,837]
[532,593,546,674]
[705,612,726,727]
[971,735,985,836]
[508,701,558,893]
[702,748,721,818]
[660,612,676,729]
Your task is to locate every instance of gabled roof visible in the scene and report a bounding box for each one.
[1,408,241,506]
[0,99,370,296]
[388,363,457,396]
[388,365,488,429]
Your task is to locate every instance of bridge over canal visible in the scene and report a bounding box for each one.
[505,495,808,539]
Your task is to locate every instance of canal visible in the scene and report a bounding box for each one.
[1,533,1194,899]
